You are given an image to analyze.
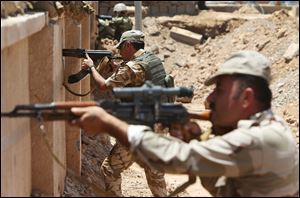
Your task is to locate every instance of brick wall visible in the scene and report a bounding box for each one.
[99,1,198,16]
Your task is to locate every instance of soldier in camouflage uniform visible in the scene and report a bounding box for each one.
[74,50,299,197]
[98,3,133,41]
[81,30,168,197]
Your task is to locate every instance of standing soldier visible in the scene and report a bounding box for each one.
[81,30,169,197]
[98,3,133,41]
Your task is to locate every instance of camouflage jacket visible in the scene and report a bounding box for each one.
[105,49,166,89]
[99,16,133,40]
[128,109,299,196]
[104,49,146,88]
[111,16,133,40]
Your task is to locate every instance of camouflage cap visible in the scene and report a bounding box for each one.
[115,30,145,49]
[204,50,271,86]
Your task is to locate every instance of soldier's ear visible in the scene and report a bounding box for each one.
[241,87,255,108]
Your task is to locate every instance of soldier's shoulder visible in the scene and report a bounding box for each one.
[144,51,162,61]
[125,61,135,67]
[112,16,128,22]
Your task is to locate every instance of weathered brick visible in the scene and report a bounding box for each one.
[177,5,186,14]
[186,4,197,15]
[169,5,177,15]
[160,6,168,14]
[150,6,159,16]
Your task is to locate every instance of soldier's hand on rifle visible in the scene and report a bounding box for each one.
[70,106,109,136]
[169,121,202,143]
[82,52,95,70]
[70,106,130,146]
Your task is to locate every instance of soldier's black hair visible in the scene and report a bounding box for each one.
[233,74,272,109]
[130,41,145,50]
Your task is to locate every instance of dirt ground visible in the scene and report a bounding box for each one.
[62,6,299,197]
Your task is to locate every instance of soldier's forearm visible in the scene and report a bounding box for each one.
[107,114,130,147]
[90,67,108,91]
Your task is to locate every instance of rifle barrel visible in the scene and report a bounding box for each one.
[54,101,99,109]
[187,110,211,121]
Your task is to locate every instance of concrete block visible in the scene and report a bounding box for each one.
[99,7,108,15]
[289,6,299,17]
[160,6,168,14]
[177,5,186,14]
[170,27,202,45]
[81,17,91,102]
[150,6,159,16]
[169,5,177,15]
[64,18,82,177]
[159,1,169,6]
[1,39,31,197]
[207,4,294,14]
[90,2,99,49]
[186,4,197,15]
[1,12,46,50]
[28,20,66,197]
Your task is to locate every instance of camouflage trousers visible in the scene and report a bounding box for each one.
[100,140,167,197]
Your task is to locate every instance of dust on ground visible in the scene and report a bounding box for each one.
[62,7,299,197]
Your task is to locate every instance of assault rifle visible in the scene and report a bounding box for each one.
[96,14,113,21]
[62,48,121,84]
[1,82,211,196]
[1,82,210,127]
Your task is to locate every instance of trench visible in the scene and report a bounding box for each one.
[162,18,246,43]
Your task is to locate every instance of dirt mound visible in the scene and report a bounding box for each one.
[63,9,299,197]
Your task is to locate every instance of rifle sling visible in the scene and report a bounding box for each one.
[63,81,94,97]
[66,56,122,85]
[167,175,197,197]
[37,119,112,196]
[68,69,91,84]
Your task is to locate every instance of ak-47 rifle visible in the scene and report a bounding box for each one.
[1,82,211,196]
[62,48,121,84]
[1,82,210,127]
[96,14,113,21]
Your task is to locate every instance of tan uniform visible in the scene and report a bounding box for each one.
[101,49,167,196]
[129,109,299,197]
[104,51,145,88]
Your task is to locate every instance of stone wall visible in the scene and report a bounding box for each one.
[1,2,98,196]
[99,1,198,16]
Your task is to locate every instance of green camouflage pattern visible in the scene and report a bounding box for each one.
[134,50,167,87]
[98,16,133,40]
[131,109,299,197]
[111,16,133,40]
